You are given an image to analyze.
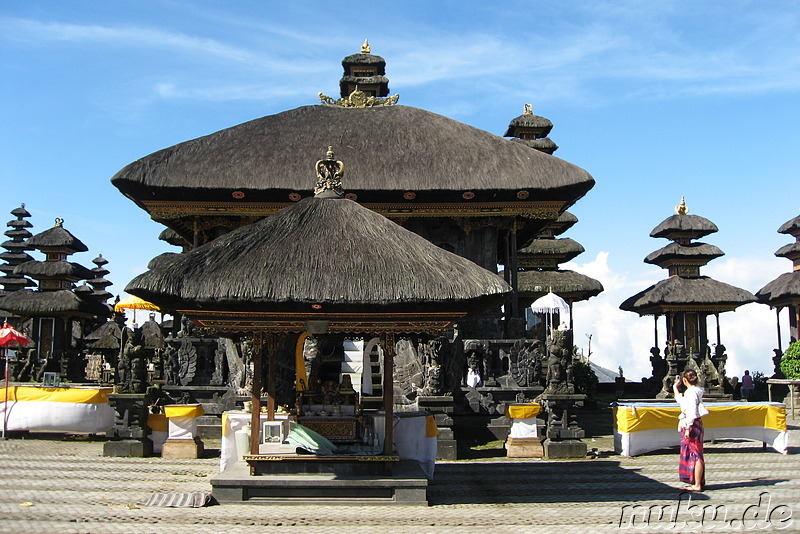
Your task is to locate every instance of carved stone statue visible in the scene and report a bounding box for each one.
[118,328,147,393]
[544,328,574,395]
[509,339,545,388]
[464,340,486,388]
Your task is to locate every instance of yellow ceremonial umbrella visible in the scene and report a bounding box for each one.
[114,295,160,323]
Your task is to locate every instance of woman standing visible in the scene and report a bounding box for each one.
[673,369,707,491]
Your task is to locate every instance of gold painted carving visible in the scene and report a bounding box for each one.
[314,146,345,196]
[318,88,399,108]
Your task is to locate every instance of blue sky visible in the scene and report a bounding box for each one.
[2,1,799,379]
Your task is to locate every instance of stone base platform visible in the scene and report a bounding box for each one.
[505,436,544,458]
[161,437,204,459]
[211,460,428,505]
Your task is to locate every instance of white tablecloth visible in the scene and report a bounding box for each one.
[1,386,115,434]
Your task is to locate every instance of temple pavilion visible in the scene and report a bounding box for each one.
[756,213,800,357]
[620,198,756,397]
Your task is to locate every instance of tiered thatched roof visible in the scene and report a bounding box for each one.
[620,276,756,315]
[0,288,112,317]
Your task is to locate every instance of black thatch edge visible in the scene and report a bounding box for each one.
[644,242,725,265]
[14,260,94,280]
[520,237,585,256]
[506,269,604,301]
[778,215,800,236]
[0,289,112,317]
[775,242,800,259]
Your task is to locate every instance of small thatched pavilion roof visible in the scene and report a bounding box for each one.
[619,276,756,315]
[504,269,604,303]
[26,221,88,253]
[0,289,112,318]
[14,260,94,281]
[519,237,585,261]
[644,242,724,266]
[127,192,511,332]
[756,271,800,307]
[778,214,800,237]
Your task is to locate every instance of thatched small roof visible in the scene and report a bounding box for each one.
[6,219,32,229]
[644,242,724,266]
[126,195,511,315]
[506,269,604,302]
[111,105,594,203]
[778,214,800,237]
[650,214,718,240]
[2,239,30,251]
[0,251,34,264]
[14,260,94,280]
[4,229,32,241]
[520,238,585,259]
[342,53,386,70]
[756,271,800,306]
[0,289,112,317]
[620,276,756,315]
[510,137,559,154]
[504,113,553,138]
[158,228,189,247]
[26,224,88,253]
[775,242,800,261]
[92,255,108,266]
[86,320,123,348]
[147,252,180,270]
[11,206,31,218]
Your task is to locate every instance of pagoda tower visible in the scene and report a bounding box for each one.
[502,212,603,335]
[0,204,36,296]
[620,198,756,397]
[339,39,390,98]
[504,104,559,155]
[87,254,114,306]
[0,218,110,381]
[756,213,800,361]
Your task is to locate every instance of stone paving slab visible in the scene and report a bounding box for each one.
[0,426,798,533]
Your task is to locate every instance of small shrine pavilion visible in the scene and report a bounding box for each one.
[756,213,800,356]
[620,198,756,397]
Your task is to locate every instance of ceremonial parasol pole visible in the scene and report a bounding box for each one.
[1,321,31,439]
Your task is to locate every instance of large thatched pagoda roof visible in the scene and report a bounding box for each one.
[111,105,593,207]
[756,271,800,307]
[620,276,756,315]
[0,288,112,318]
[505,269,604,303]
[126,191,511,333]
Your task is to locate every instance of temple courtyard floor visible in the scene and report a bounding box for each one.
[0,414,798,533]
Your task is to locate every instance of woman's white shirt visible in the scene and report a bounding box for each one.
[675,385,705,430]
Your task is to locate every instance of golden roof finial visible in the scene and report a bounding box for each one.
[361,39,370,54]
[55,217,64,227]
[675,196,690,215]
[524,103,533,115]
[314,146,345,197]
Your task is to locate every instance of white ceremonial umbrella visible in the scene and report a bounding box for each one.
[530,291,570,334]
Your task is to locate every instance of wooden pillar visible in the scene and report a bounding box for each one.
[790,303,799,343]
[192,218,199,249]
[502,232,512,323]
[382,332,395,457]
[510,227,519,318]
[249,331,264,455]
[267,333,277,421]
[715,313,721,346]
[776,307,783,352]
[654,315,659,349]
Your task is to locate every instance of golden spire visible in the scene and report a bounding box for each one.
[55,217,64,227]
[675,196,690,215]
[314,146,345,197]
[361,39,370,54]
[524,103,533,115]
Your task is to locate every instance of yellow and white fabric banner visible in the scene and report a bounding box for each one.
[504,403,542,438]
[1,386,115,433]
[164,404,205,440]
[613,401,788,456]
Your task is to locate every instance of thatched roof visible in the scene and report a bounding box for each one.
[510,137,558,154]
[4,229,32,241]
[2,239,30,252]
[504,113,553,138]
[111,105,594,204]
[756,271,800,306]
[6,219,32,229]
[92,255,108,266]
[26,224,88,253]
[644,242,724,266]
[342,53,386,70]
[14,260,94,280]
[86,320,123,348]
[147,252,180,270]
[775,242,800,261]
[506,269,604,302]
[158,228,189,247]
[778,214,800,237]
[11,206,30,218]
[126,195,511,315]
[0,251,34,264]
[650,214,718,240]
[620,276,756,315]
[0,289,112,317]
[520,238,585,259]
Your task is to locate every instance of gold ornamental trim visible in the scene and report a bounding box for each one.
[319,88,399,108]
[142,200,565,220]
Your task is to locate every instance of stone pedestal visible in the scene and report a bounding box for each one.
[540,393,587,459]
[104,393,152,457]
[505,436,544,458]
[161,436,204,459]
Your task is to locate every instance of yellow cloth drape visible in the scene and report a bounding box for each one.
[425,415,439,437]
[147,414,168,432]
[614,403,786,433]
[163,404,205,418]
[295,332,308,391]
[3,386,111,404]
[504,403,541,419]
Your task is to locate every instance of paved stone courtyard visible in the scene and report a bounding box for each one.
[0,422,798,534]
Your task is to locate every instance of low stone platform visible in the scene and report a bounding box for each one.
[211,459,428,505]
